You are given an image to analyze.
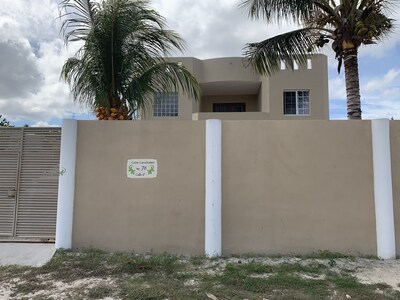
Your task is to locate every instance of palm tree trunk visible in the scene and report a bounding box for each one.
[111,23,116,108]
[343,47,362,119]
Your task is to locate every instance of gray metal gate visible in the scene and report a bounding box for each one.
[0,127,61,240]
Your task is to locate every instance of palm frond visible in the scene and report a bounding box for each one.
[243,28,317,75]
[59,0,100,44]
[239,0,314,22]
[59,0,199,116]
[123,60,199,113]
[241,0,396,120]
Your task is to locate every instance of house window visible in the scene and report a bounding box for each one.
[213,103,246,112]
[153,92,178,117]
[283,91,310,115]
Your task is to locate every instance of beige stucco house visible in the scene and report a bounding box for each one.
[142,54,329,120]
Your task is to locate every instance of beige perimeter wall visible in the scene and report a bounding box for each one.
[390,121,400,256]
[222,120,376,255]
[73,121,206,254]
[73,120,378,255]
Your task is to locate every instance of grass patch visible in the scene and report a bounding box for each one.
[214,261,329,298]
[1,249,399,300]
[117,253,181,274]
[10,279,54,297]
[297,250,355,260]
[34,248,182,281]
[86,284,114,299]
[190,255,207,266]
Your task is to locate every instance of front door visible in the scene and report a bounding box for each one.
[0,153,19,237]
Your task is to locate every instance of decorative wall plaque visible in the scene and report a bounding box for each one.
[127,159,157,178]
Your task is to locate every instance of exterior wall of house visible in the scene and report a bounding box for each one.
[141,55,329,121]
[390,121,400,256]
[141,89,195,121]
[141,57,203,120]
[268,55,329,120]
[201,57,258,83]
[72,121,205,253]
[71,120,383,255]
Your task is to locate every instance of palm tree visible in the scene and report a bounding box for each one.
[0,115,13,127]
[59,0,200,120]
[240,0,393,119]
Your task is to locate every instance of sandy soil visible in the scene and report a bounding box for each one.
[0,257,399,299]
[353,259,400,291]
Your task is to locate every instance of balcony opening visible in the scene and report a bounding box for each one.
[213,103,246,112]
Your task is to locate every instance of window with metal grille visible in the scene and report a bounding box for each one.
[153,92,178,117]
[283,90,310,115]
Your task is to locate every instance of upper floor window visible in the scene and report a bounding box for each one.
[283,90,310,115]
[153,92,178,117]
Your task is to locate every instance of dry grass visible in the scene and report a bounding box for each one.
[0,249,399,299]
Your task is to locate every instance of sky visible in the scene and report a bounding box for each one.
[0,0,399,127]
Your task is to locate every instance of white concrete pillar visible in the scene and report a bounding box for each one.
[371,119,396,259]
[55,119,78,249]
[205,119,222,257]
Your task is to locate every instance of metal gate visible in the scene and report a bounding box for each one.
[0,127,61,241]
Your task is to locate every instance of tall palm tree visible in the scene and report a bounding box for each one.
[240,0,393,119]
[59,0,200,120]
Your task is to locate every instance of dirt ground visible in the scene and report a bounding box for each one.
[0,253,399,299]
[352,258,400,291]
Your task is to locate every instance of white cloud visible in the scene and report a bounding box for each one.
[0,0,399,124]
[0,0,86,125]
[0,0,61,41]
[362,98,400,120]
[328,67,400,119]
[0,38,42,98]
[329,75,346,100]
[31,120,59,127]
[151,0,296,58]
[0,33,86,123]
[359,69,400,119]
[364,69,400,92]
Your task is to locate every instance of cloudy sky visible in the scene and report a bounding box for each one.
[0,0,399,126]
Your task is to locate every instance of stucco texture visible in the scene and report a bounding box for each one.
[390,121,400,257]
[72,121,205,254]
[222,120,376,255]
[72,120,379,256]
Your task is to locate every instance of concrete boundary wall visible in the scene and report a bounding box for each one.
[56,120,77,249]
[222,120,376,255]
[372,119,396,259]
[71,121,206,254]
[56,120,400,257]
[390,121,400,257]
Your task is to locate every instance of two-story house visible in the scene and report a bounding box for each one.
[142,54,329,120]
